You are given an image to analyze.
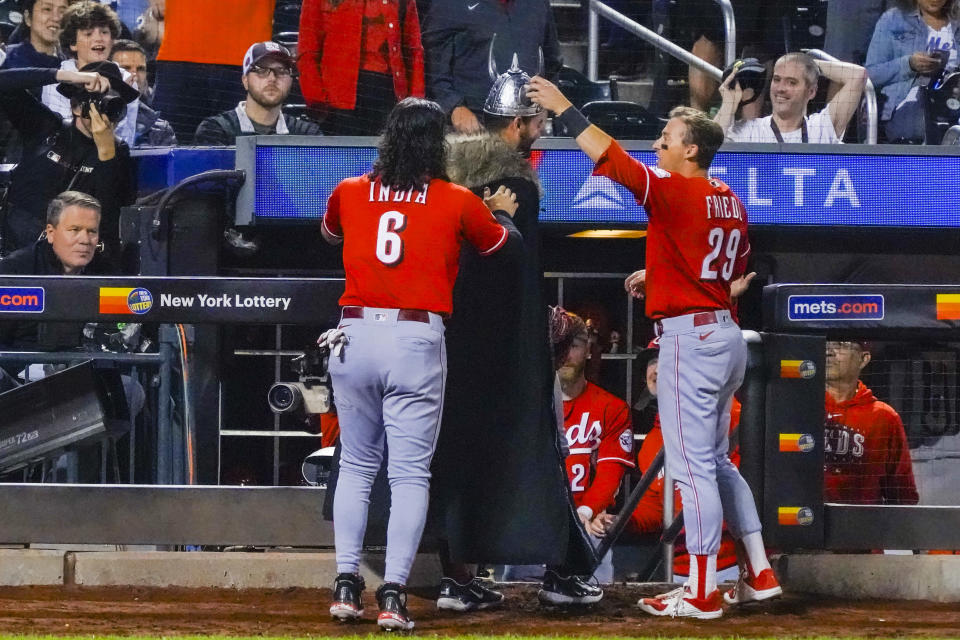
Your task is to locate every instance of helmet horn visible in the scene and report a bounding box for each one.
[488,33,499,81]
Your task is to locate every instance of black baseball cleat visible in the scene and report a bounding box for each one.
[537,570,604,606]
[376,582,415,631]
[330,572,365,621]
[436,576,505,611]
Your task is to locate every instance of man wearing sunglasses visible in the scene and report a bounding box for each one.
[194,41,322,145]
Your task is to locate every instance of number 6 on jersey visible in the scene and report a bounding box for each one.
[376,210,407,265]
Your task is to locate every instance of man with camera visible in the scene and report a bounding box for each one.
[194,41,322,145]
[714,52,867,143]
[0,61,137,257]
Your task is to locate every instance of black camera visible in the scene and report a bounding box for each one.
[722,58,767,106]
[79,91,128,123]
[266,344,332,415]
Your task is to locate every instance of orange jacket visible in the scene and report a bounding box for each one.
[157,0,275,66]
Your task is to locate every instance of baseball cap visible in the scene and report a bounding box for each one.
[56,60,140,105]
[242,41,295,76]
[636,336,660,369]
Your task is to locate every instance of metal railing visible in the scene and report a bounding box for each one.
[804,48,879,145]
[587,0,732,82]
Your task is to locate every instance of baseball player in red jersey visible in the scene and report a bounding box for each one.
[557,310,634,583]
[824,340,918,505]
[528,79,780,619]
[320,97,520,631]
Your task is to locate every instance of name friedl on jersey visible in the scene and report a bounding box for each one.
[705,194,743,221]
[368,181,429,204]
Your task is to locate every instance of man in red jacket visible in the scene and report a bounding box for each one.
[824,340,918,505]
[298,0,425,135]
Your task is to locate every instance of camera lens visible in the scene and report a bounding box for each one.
[98,95,128,123]
[267,383,302,413]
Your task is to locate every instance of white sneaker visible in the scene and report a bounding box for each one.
[637,586,724,619]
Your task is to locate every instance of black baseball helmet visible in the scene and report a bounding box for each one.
[721,57,766,106]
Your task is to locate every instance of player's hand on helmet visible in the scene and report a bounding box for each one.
[730,271,756,299]
[527,75,573,115]
[483,185,518,217]
[624,269,646,299]
[451,105,482,133]
[317,328,347,359]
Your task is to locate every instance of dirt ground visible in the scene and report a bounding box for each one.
[1,584,958,637]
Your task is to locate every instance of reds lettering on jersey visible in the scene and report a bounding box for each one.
[322,176,508,314]
[563,382,634,511]
[593,141,750,319]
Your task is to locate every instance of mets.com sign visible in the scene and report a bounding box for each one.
[787,295,885,321]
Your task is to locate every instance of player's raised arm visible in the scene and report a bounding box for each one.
[527,76,613,163]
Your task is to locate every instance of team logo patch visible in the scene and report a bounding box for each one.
[936,293,960,320]
[787,294,884,321]
[619,430,633,453]
[779,433,815,453]
[0,287,44,313]
[778,506,814,526]
[780,359,816,379]
[99,287,153,315]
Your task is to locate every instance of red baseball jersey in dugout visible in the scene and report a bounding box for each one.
[322,175,508,315]
[593,141,750,320]
[563,381,634,510]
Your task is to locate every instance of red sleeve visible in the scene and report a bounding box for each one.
[403,0,425,98]
[460,192,508,255]
[596,400,634,466]
[636,419,663,472]
[629,476,665,533]
[297,0,325,106]
[881,411,919,505]
[322,184,343,238]
[592,140,653,208]
[579,461,627,515]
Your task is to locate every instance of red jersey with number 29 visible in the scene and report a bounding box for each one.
[323,175,509,314]
[593,141,750,320]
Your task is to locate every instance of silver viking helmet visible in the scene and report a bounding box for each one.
[483,40,544,117]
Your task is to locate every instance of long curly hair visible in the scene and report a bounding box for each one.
[370,98,449,191]
[892,0,960,22]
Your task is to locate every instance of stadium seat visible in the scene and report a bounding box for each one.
[579,100,664,140]
[557,65,619,110]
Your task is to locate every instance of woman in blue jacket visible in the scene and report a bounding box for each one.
[866,0,960,142]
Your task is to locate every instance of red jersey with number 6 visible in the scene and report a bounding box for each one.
[593,141,750,320]
[323,175,509,314]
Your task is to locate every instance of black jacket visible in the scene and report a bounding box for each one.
[0,68,135,256]
[432,133,593,570]
[194,107,323,145]
[422,0,562,116]
[0,240,108,350]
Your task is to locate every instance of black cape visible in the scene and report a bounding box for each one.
[433,133,593,570]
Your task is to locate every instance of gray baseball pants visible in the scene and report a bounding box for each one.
[656,310,762,557]
[328,307,447,584]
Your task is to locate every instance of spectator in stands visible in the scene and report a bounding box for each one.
[297,0,425,136]
[421,0,561,133]
[823,340,919,504]
[1,0,68,71]
[0,62,136,257]
[42,1,139,148]
[0,191,109,351]
[865,0,960,143]
[824,0,888,65]
[194,42,322,145]
[110,39,175,146]
[151,0,276,142]
[715,52,867,143]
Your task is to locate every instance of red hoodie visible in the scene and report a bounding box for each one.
[824,381,919,505]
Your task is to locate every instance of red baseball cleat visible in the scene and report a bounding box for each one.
[724,568,783,605]
[637,586,724,619]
